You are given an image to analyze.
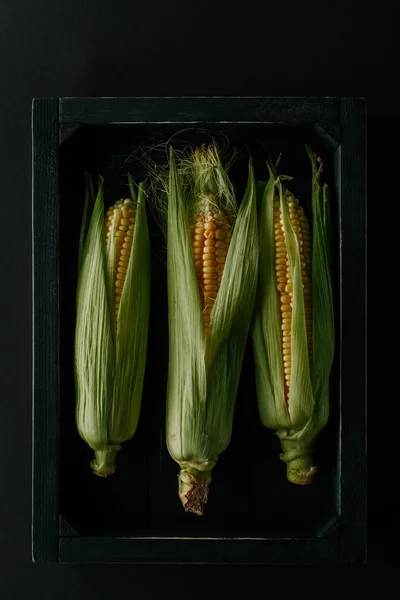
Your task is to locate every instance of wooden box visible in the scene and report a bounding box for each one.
[32,97,366,563]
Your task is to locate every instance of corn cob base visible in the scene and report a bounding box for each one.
[91,448,120,478]
[278,435,318,485]
[177,460,216,516]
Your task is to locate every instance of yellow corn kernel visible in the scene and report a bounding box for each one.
[274,197,312,402]
[191,212,230,334]
[105,199,136,329]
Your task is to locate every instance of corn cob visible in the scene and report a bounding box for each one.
[104,198,136,332]
[190,210,231,336]
[252,148,334,484]
[273,193,313,402]
[75,174,150,477]
[160,143,258,514]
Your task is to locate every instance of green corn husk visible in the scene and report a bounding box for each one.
[75,174,150,477]
[252,147,334,484]
[159,144,258,514]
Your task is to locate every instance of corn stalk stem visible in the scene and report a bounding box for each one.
[178,460,216,516]
[278,433,318,485]
[91,449,119,478]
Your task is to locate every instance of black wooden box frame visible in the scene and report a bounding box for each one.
[32,97,366,564]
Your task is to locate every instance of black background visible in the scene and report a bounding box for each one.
[0,0,384,596]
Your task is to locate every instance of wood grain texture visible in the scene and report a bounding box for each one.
[59,536,338,564]
[338,97,367,563]
[59,515,79,537]
[32,98,59,563]
[59,96,340,128]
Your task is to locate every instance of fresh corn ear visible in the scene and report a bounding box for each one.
[160,144,258,514]
[75,173,150,477]
[252,147,334,485]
